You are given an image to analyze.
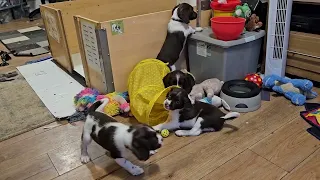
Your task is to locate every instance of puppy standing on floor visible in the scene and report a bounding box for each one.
[157,3,203,71]
[80,100,163,176]
[153,88,240,136]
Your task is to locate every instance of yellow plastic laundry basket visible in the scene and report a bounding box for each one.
[128,59,174,126]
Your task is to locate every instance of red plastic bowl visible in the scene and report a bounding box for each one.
[210,0,241,11]
[211,17,246,41]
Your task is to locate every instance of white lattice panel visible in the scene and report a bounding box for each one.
[80,20,101,72]
[265,0,293,77]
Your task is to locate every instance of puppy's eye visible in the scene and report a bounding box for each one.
[176,101,180,104]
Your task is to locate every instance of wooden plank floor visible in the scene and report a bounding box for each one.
[1,18,320,180]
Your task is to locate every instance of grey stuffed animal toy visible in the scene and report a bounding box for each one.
[189,78,224,101]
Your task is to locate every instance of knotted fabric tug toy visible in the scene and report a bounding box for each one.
[74,88,100,112]
[96,92,130,116]
[74,88,130,116]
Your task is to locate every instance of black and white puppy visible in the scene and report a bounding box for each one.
[163,70,195,93]
[80,100,163,176]
[153,88,240,136]
[157,3,203,71]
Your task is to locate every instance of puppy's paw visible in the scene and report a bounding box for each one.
[80,155,91,163]
[175,130,186,137]
[128,165,144,176]
[149,150,158,155]
[152,125,161,132]
[195,27,203,32]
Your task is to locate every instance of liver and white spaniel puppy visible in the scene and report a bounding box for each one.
[157,3,203,71]
[80,100,162,176]
[153,88,240,136]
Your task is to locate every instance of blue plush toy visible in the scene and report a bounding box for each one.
[263,74,317,106]
[199,96,231,111]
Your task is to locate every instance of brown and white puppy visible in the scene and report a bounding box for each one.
[162,70,195,94]
[153,88,240,136]
[80,100,162,176]
[157,3,203,71]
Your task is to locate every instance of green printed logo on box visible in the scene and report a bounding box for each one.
[110,20,124,35]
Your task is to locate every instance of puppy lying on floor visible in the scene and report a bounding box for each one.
[80,100,163,176]
[157,3,203,71]
[153,88,240,136]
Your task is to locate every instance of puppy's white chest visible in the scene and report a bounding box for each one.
[168,21,194,37]
[170,110,180,122]
[171,110,196,129]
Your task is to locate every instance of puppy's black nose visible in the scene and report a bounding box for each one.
[164,103,170,109]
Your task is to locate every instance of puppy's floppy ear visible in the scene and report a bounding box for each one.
[131,127,151,161]
[163,73,171,88]
[177,6,191,24]
[182,73,196,93]
[186,73,195,86]
[189,9,197,20]
[180,94,196,116]
[184,96,192,107]
[131,142,150,161]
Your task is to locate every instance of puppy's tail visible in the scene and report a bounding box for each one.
[87,100,103,113]
[223,124,239,133]
[221,112,240,133]
[221,112,240,120]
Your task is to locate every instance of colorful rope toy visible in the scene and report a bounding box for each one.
[74,88,130,116]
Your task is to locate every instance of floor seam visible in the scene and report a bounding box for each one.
[21,153,57,180]
[282,146,320,177]
[199,148,248,180]
[0,131,36,150]
[247,116,299,149]
[23,165,54,180]
[47,153,60,176]
[250,149,289,173]
[33,121,64,136]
